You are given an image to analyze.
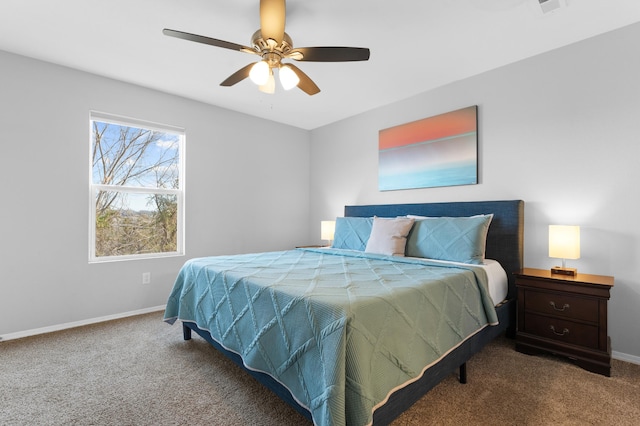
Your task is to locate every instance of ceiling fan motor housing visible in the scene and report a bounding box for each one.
[251,30,293,57]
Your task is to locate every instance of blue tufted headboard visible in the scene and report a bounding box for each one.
[344,200,524,299]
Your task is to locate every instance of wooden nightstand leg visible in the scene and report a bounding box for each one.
[515,341,547,356]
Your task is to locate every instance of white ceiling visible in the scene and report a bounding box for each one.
[1,0,639,130]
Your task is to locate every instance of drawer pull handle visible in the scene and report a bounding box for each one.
[550,325,570,336]
[549,301,570,311]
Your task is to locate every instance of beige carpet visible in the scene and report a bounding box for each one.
[1,312,638,425]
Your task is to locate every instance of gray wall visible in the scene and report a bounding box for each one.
[309,23,640,361]
[0,50,310,336]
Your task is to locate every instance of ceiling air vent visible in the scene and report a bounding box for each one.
[538,0,565,14]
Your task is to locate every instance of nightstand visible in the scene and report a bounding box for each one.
[515,268,614,376]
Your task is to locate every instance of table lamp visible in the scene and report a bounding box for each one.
[549,225,580,276]
[321,220,335,247]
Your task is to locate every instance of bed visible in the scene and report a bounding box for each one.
[164,200,524,425]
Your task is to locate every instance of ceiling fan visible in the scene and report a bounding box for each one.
[163,0,370,96]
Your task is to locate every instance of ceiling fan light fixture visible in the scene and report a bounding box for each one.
[279,64,300,90]
[249,60,270,85]
[259,70,276,94]
[163,0,370,96]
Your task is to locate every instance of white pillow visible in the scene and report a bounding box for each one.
[365,217,415,256]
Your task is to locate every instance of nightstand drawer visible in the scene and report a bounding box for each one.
[524,290,598,322]
[523,312,599,348]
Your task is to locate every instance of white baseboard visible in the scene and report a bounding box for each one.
[613,350,640,366]
[0,305,166,342]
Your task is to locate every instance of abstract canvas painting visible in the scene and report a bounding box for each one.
[378,106,478,191]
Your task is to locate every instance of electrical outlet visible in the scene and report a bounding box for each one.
[142,272,151,284]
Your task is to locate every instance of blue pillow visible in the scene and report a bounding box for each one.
[406,214,493,264]
[331,217,373,251]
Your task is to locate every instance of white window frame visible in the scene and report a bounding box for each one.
[89,111,185,263]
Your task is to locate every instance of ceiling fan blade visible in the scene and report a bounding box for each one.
[220,63,255,87]
[260,0,286,43]
[287,47,370,62]
[163,29,257,55]
[286,64,320,96]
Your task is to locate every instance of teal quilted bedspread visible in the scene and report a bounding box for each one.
[164,248,497,426]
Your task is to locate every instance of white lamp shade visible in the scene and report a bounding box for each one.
[279,65,300,90]
[321,220,336,241]
[258,72,275,94]
[549,225,580,260]
[249,61,270,85]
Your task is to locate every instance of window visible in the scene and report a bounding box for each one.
[89,112,185,262]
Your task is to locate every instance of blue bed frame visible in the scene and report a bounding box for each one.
[181,200,524,424]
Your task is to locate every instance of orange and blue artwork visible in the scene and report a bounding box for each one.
[379,106,478,191]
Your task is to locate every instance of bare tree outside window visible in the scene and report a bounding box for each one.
[90,113,184,261]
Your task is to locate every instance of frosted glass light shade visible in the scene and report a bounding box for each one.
[549,225,580,260]
[258,72,275,94]
[321,220,336,242]
[249,61,270,85]
[279,65,300,90]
